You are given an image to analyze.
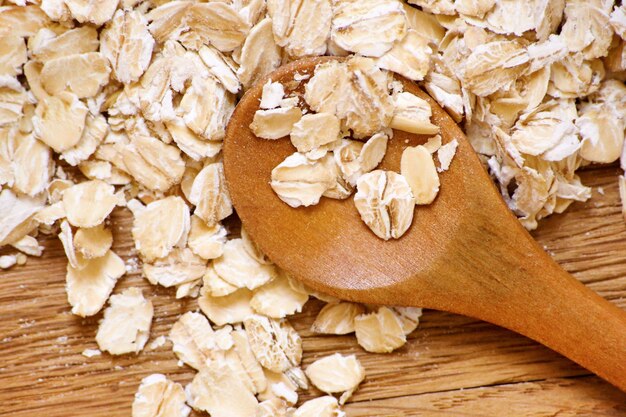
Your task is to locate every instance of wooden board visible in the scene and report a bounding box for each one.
[1,165,626,416]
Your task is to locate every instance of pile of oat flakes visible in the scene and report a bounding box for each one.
[0,0,625,415]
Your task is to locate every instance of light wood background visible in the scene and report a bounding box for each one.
[1,165,626,417]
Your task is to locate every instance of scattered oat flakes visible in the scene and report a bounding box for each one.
[305,353,364,403]
[170,311,222,371]
[33,92,88,152]
[132,196,190,262]
[251,271,309,318]
[40,52,111,98]
[354,170,415,240]
[237,17,283,90]
[101,9,155,85]
[188,216,227,260]
[62,180,117,228]
[74,224,113,259]
[401,145,440,205]
[132,374,191,417]
[437,139,458,172]
[251,107,303,140]
[294,396,345,417]
[198,288,254,326]
[0,254,17,269]
[81,348,101,358]
[244,314,302,373]
[185,358,259,417]
[390,91,439,135]
[377,30,433,81]
[213,238,277,290]
[96,287,153,355]
[143,248,206,298]
[354,306,407,353]
[311,302,365,335]
[290,113,341,154]
[188,162,232,227]
[331,0,408,57]
[66,249,126,317]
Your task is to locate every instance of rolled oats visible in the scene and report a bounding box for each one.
[96,287,153,355]
[311,302,365,335]
[354,306,407,353]
[213,238,277,290]
[198,288,254,326]
[354,170,415,240]
[62,180,117,228]
[294,396,345,417]
[244,314,302,373]
[305,353,364,403]
[237,18,283,90]
[250,107,303,140]
[250,270,309,318]
[132,374,190,417]
[401,145,440,204]
[74,224,113,259]
[66,249,125,317]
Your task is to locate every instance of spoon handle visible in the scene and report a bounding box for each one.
[459,246,626,392]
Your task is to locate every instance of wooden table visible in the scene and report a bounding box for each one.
[1,166,626,416]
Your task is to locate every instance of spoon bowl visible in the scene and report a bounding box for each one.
[224,56,626,392]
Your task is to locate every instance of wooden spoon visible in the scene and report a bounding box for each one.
[223,56,626,391]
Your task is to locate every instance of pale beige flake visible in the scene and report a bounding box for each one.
[407,0,455,15]
[391,306,423,334]
[250,107,303,140]
[548,54,604,99]
[64,0,118,26]
[311,302,365,335]
[377,30,432,81]
[185,359,259,417]
[270,152,336,207]
[462,40,530,97]
[132,196,190,262]
[250,271,309,318]
[331,0,408,57]
[199,288,254,326]
[294,396,345,417]
[334,133,388,187]
[41,52,111,99]
[424,134,442,153]
[74,224,113,259]
[96,287,153,355]
[188,215,227,260]
[33,92,88,152]
[132,374,191,417]
[257,398,293,417]
[188,163,232,226]
[61,114,108,166]
[390,91,439,135]
[577,105,624,164]
[560,0,613,60]
[0,254,17,269]
[170,311,222,370]
[165,120,223,161]
[179,76,235,141]
[401,145,440,205]
[305,353,364,403]
[29,26,99,63]
[232,329,268,393]
[0,76,28,126]
[66,250,125,317]
[437,139,458,172]
[213,238,277,290]
[290,112,340,153]
[244,314,302,372]
[143,248,206,298]
[62,180,117,228]
[423,60,464,122]
[198,45,241,94]
[59,220,81,269]
[185,2,251,52]
[11,133,53,197]
[237,18,283,90]
[610,5,626,40]
[354,306,407,353]
[0,6,50,38]
[511,100,579,160]
[402,3,446,43]
[10,235,43,257]
[202,263,239,297]
[455,0,496,17]
[354,170,415,240]
[260,81,285,110]
[101,9,155,84]
[0,35,26,77]
[267,0,331,57]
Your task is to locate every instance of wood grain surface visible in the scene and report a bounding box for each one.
[1,165,626,416]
